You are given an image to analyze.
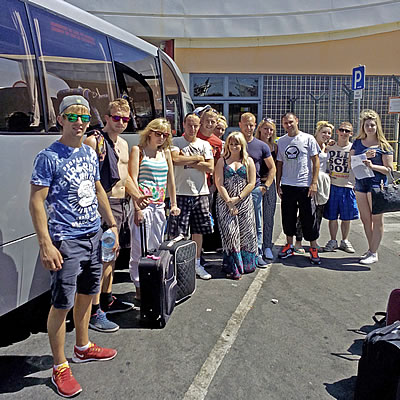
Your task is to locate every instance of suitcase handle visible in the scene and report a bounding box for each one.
[140,220,148,257]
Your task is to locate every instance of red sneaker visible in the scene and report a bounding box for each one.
[309,247,321,265]
[72,342,117,363]
[51,364,82,398]
[278,244,294,259]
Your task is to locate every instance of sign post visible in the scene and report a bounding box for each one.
[352,65,365,133]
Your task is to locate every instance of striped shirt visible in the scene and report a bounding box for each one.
[138,149,168,204]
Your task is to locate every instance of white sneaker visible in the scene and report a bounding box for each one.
[360,252,378,265]
[324,239,338,252]
[263,248,274,260]
[339,239,355,253]
[195,265,212,280]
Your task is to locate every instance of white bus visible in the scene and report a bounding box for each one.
[0,0,193,317]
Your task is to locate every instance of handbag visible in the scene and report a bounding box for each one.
[371,171,400,215]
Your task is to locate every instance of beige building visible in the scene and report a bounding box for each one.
[66,0,400,160]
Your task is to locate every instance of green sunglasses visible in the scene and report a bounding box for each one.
[64,113,91,123]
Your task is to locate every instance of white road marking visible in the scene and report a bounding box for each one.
[182,267,271,400]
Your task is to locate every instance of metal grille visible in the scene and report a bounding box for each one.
[263,74,399,145]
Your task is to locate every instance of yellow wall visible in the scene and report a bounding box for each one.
[176,30,400,75]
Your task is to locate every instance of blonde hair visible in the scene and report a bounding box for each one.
[255,119,277,145]
[240,112,256,123]
[216,115,228,129]
[108,98,130,114]
[224,132,250,175]
[138,118,172,150]
[61,104,89,116]
[356,109,393,152]
[315,120,334,137]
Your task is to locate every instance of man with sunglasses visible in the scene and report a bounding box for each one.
[29,95,118,397]
[323,122,359,253]
[84,98,149,332]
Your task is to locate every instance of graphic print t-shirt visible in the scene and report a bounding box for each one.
[327,143,354,188]
[31,141,100,241]
[277,131,320,187]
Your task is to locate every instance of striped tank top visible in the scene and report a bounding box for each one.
[138,149,168,204]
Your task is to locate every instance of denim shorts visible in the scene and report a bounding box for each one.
[50,229,102,309]
[355,177,381,193]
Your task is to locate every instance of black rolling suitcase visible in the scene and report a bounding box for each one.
[138,222,177,328]
[159,234,197,304]
[354,321,400,399]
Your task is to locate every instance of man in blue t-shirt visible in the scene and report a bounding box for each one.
[29,95,119,398]
[239,112,276,267]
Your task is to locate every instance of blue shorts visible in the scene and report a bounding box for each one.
[50,229,103,309]
[323,185,359,221]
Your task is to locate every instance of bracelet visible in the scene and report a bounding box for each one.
[238,194,241,200]
[109,223,117,228]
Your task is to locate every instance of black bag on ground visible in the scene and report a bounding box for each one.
[354,321,400,400]
[138,221,177,328]
[159,234,197,304]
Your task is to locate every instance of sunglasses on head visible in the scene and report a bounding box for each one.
[64,113,91,123]
[109,115,130,123]
[263,117,275,124]
[152,130,169,138]
[338,128,352,133]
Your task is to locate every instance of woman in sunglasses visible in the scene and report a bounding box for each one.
[128,118,180,299]
[350,109,393,265]
[255,117,278,260]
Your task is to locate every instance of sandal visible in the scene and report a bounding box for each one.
[294,247,306,254]
[226,273,242,280]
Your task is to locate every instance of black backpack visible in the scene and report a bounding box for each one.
[354,321,400,399]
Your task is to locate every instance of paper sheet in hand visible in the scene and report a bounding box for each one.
[351,154,375,179]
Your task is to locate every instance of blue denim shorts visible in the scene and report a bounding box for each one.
[50,229,102,309]
[355,178,380,194]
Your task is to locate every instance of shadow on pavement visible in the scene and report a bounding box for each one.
[324,376,357,400]
[326,322,383,399]
[0,355,53,395]
[277,253,371,272]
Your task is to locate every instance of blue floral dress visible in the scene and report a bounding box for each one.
[216,161,258,279]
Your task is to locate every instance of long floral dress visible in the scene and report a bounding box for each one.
[216,160,258,279]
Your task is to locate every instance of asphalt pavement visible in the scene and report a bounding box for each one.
[1,205,400,400]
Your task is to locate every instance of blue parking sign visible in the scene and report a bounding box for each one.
[352,65,365,90]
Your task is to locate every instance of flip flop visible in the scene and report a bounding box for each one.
[294,248,306,254]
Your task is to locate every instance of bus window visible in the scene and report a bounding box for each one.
[30,6,116,130]
[0,0,43,133]
[162,60,182,136]
[111,39,163,132]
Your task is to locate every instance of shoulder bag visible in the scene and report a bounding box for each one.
[371,171,400,215]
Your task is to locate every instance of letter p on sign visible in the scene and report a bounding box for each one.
[352,65,365,90]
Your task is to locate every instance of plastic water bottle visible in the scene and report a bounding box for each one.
[101,228,116,262]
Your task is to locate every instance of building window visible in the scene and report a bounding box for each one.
[190,74,263,134]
